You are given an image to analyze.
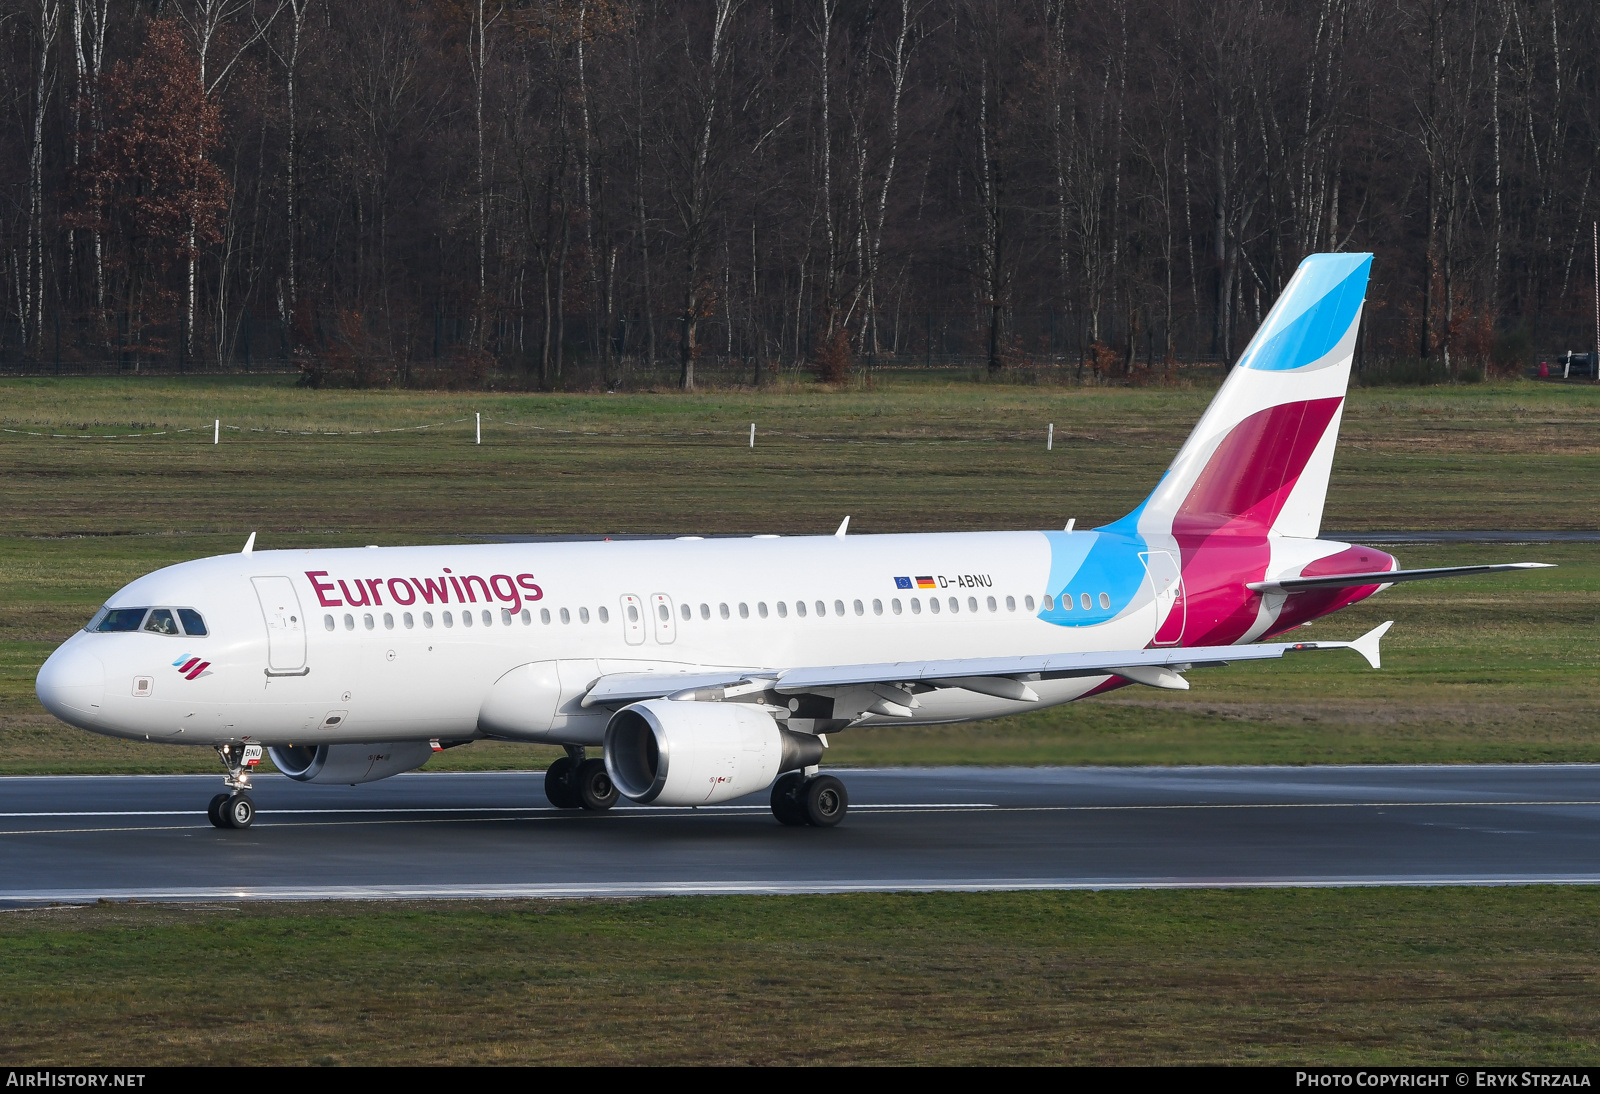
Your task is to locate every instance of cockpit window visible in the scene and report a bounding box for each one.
[177,609,207,636]
[143,609,180,635]
[93,607,149,632]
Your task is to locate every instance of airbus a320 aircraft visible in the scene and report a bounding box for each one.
[37,253,1547,830]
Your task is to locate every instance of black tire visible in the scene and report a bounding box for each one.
[207,793,230,828]
[770,772,808,826]
[544,756,581,809]
[223,794,255,830]
[802,775,847,827]
[576,758,619,811]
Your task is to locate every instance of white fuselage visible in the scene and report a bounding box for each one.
[39,531,1187,749]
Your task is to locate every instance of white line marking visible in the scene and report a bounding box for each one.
[0,803,996,819]
[8,876,1600,904]
[2,799,1597,822]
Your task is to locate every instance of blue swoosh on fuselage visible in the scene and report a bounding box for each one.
[1036,529,1150,626]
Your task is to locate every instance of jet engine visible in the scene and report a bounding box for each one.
[267,741,434,785]
[603,698,823,806]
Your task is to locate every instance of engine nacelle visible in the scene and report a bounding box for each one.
[604,699,823,806]
[267,741,434,785]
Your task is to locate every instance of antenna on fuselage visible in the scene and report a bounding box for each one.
[834,516,850,538]
[1065,519,1076,533]
[242,532,256,556]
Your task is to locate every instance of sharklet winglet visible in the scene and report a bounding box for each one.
[1349,621,1393,670]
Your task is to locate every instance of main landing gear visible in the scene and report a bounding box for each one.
[770,770,848,828]
[545,746,618,812]
[208,743,261,830]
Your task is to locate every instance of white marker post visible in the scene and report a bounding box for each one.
[750,423,755,448]
[476,412,481,445]
[1047,423,1053,450]
[214,419,219,444]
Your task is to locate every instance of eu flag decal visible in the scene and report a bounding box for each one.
[894,576,913,589]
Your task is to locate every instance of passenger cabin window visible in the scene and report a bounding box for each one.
[1042,595,1054,612]
[757,602,768,618]
[443,611,454,628]
[680,603,691,621]
[384,613,395,630]
[423,612,435,628]
[364,613,375,630]
[1081,593,1091,611]
[1006,596,1016,611]
[579,607,590,624]
[405,612,416,629]
[598,607,610,624]
[853,600,864,616]
[562,608,572,624]
[987,596,997,612]
[461,610,473,628]
[502,609,513,625]
[1025,596,1036,611]
[777,602,788,618]
[520,609,530,625]
[483,609,493,626]
[910,598,921,614]
[1099,592,1111,609]
[701,603,711,620]
[143,609,180,635]
[929,598,941,614]
[344,613,356,630]
[872,599,883,616]
[970,597,980,612]
[176,609,207,635]
[324,614,336,631]
[796,601,807,618]
[892,598,902,615]
[720,603,730,620]
[1061,594,1072,610]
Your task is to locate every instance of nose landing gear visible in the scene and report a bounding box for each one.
[208,743,261,829]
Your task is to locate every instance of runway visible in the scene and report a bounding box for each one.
[3,765,1600,905]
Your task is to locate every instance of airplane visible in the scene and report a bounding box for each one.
[35,252,1549,831]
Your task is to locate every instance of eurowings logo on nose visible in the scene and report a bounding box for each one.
[173,654,212,680]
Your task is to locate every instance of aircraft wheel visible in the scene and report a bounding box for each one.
[576,758,619,811]
[770,772,808,826]
[544,756,581,809]
[207,793,230,829]
[802,775,847,828]
[223,794,255,830]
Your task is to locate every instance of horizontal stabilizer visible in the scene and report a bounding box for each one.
[1248,562,1552,593]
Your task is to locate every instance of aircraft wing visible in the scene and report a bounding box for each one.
[580,621,1394,707]
[1248,562,1552,594]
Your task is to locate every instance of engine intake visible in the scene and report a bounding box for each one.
[267,741,434,785]
[604,699,823,806]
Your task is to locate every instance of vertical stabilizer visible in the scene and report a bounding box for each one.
[1125,253,1372,540]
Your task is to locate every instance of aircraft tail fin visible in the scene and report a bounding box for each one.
[1115,252,1373,540]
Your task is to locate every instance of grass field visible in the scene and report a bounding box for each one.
[2,374,1598,773]
[5,376,1600,1066]
[5,887,1600,1065]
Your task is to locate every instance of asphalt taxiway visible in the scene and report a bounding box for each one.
[3,764,1598,904]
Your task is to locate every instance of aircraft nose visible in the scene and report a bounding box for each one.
[36,643,107,728]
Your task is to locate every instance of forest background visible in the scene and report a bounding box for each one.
[2,0,1599,389]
